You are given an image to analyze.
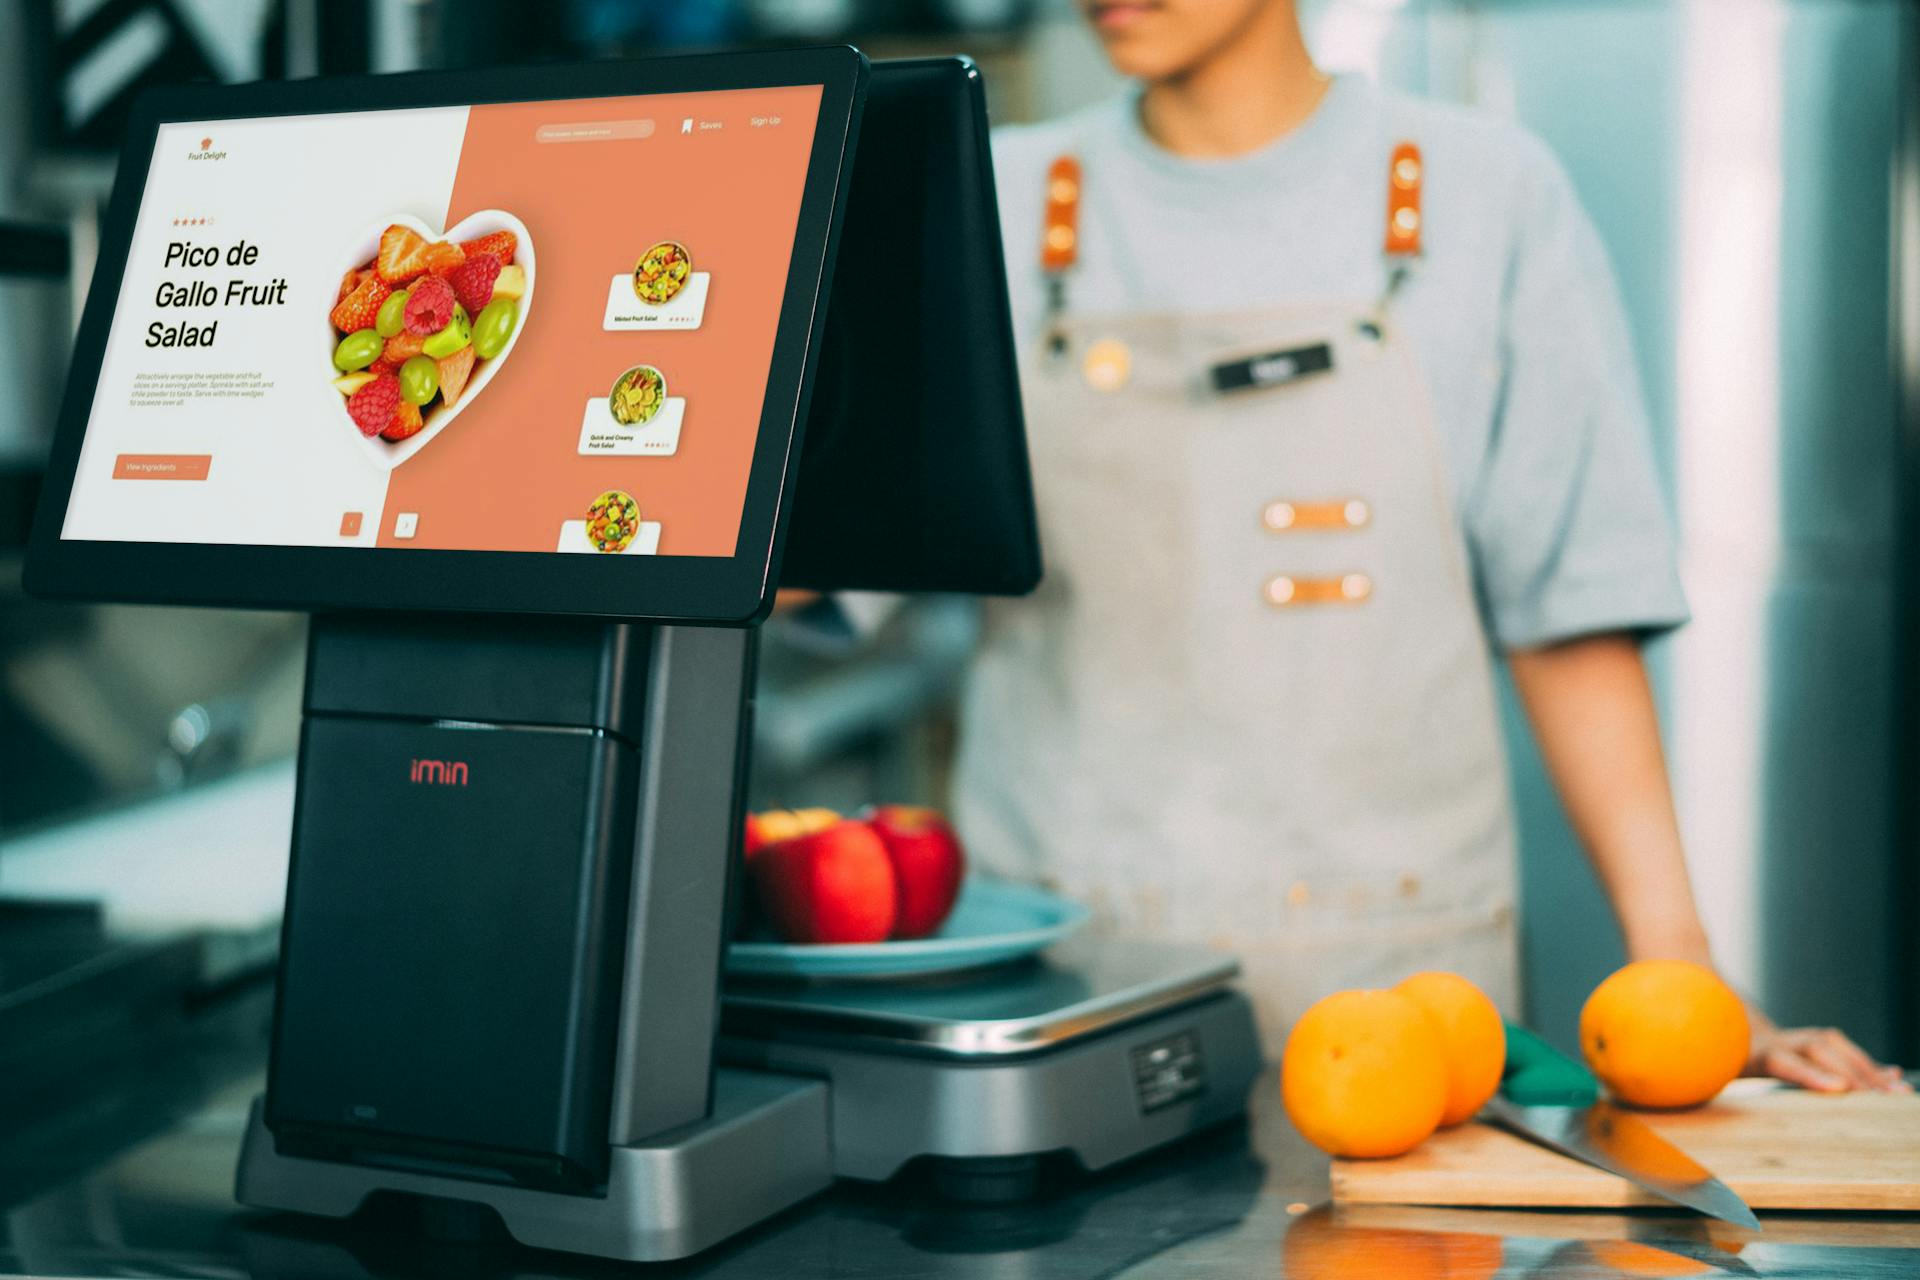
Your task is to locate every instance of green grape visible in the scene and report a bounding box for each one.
[332,328,383,372]
[399,355,439,406]
[375,289,410,338]
[472,298,518,360]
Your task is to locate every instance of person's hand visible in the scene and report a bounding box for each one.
[1747,1011,1910,1093]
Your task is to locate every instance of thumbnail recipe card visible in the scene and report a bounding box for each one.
[63,87,822,556]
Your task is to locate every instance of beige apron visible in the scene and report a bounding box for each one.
[954,145,1519,1053]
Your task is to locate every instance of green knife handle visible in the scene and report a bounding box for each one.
[1502,1022,1600,1107]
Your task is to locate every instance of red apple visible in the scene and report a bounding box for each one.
[743,811,777,859]
[743,807,840,859]
[866,805,966,939]
[750,818,897,944]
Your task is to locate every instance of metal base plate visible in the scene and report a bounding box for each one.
[235,1068,831,1263]
[721,937,1243,1056]
[721,979,1263,1184]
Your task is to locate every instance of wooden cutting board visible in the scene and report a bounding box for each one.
[1333,1082,1920,1212]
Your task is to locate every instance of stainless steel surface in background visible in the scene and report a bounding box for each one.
[3,1028,1918,1279]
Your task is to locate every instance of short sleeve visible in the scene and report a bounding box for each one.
[1465,139,1689,650]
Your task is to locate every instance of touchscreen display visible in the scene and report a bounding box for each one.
[60,87,823,558]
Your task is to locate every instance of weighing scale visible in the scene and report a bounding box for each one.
[27,50,1265,1264]
[720,938,1262,1196]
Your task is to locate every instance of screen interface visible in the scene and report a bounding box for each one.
[61,86,823,558]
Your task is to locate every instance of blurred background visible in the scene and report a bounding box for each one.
[0,0,1914,1137]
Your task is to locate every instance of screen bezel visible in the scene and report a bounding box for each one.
[25,47,867,624]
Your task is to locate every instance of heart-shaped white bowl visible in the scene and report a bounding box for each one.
[327,209,536,471]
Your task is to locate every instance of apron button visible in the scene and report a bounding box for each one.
[1262,501,1296,531]
[1082,338,1131,392]
[1393,206,1420,234]
[1394,155,1422,187]
[1341,573,1373,601]
[1344,499,1372,527]
[1287,880,1312,907]
[1046,224,1077,253]
[1264,575,1297,606]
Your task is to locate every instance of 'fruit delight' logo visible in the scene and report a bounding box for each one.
[409,758,469,786]
[188,135,227,161]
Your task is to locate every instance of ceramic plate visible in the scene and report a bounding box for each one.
[726,879,1090,980]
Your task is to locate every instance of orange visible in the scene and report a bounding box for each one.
[1282,1207,1501,1280]
[1282,989,1448,1158]
[1580,960,1749,1109]
[1394,971,1507,1126]
[1583,1240,1711,1276]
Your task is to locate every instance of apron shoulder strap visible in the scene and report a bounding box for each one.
[1043,155,1082,272]
[1042,155,1082,352]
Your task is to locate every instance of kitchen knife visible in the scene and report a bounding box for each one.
[1487,1023,1761,1232]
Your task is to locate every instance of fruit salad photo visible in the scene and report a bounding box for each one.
[327,212,535,469]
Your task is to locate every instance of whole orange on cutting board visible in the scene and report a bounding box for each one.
[1580,959,1749,1109]
[1394,971,1506,1127]
[1282,989,1449,1158]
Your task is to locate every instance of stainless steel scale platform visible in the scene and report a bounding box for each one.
[718,938,1264,1199]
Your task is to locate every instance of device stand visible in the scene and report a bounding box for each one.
[236,1070,830,1261]
[236,615,833,1262]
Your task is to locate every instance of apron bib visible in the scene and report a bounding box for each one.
[954,145,1519,1052]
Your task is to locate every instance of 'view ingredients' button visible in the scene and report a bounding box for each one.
[113,453,211,480]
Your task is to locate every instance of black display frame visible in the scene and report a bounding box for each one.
[25,46,868,625]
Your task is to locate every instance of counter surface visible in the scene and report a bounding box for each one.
[3,994,1918,1280]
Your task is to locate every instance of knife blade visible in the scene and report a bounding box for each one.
[1492,1023,1761,1232]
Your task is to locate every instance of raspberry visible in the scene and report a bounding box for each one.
[347,374,401,437]
[403,276,456,336]
[447,252,500,315]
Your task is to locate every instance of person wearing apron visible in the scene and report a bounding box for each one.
[948,0,1902,1090]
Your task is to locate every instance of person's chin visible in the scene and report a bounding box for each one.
[1097,38,1189,83]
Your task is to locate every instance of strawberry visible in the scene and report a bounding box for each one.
[329,271,392,334]
[458,230,516,266]
[382,398,425,442]
[382,331,427,364]
[403,276,456,336]
[376,224,432,284]
[422,240,466,277]
[436,346,476,407]
[347,374,401,437]
[447,252,500,315]
[370,330,425,375]
[337,264,371,303]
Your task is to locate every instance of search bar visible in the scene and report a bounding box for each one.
[535,119,656,143]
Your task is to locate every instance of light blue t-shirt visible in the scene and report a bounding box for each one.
[990,75,1688,649]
